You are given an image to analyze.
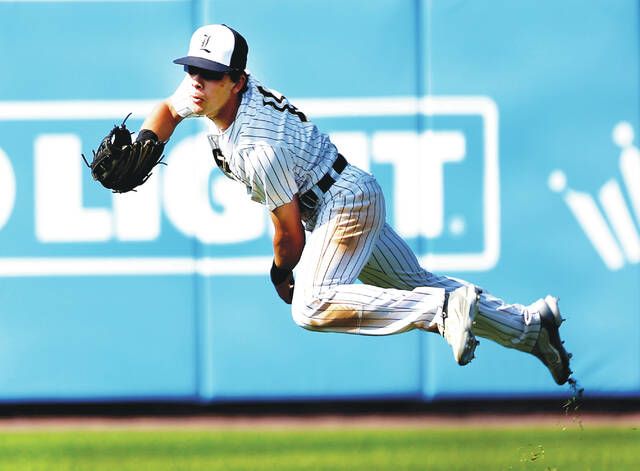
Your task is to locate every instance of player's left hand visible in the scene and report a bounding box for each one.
[273,272,295,304]
[270,260,295,304]
[82,113,166,193]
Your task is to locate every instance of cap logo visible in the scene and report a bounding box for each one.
[200,34,211,53]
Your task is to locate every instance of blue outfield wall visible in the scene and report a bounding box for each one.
[0,0,638,403]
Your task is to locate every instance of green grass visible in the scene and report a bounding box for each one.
[0,425,637,470]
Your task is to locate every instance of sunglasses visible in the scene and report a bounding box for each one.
[184,65,226,81]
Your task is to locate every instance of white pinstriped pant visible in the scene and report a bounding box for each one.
[292,165,541,353]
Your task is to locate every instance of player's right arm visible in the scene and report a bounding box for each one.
[269,196,305,304]
[140,100,184,142]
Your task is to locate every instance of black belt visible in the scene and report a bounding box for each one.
[299,154,348,210]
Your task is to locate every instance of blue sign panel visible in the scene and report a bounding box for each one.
[0,0,637,402]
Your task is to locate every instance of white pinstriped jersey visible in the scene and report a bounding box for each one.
[171,75,338,211]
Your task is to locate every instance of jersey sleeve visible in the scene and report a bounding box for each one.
[243,145,298,211]
[169,76,197,118]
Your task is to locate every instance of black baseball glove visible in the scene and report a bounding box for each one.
[82,113,166,193]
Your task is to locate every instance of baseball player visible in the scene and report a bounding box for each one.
[132,24,572,384]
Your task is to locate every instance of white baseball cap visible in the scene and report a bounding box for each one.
[173,24,248,72]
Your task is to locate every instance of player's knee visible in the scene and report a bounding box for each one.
[291,291,327,329]
[290,292,317,329]
[291,292,356,330]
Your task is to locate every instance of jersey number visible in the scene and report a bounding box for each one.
[257,85,308,122]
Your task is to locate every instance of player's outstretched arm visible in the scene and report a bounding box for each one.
[140,99,184,142]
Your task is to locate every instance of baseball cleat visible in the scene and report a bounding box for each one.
[442,285,480,366]
[531,295,572,385]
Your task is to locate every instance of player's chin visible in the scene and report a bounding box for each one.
[190,99,205,113]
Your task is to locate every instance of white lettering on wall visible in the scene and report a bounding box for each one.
[112,174,161,241]
[372,130,465,239]
[1,95,499,274]
[35,135,112,242]
[31,131,467,243]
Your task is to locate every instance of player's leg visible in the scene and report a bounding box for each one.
[358,226,538,349]
[410,272,544,353]
[357,225,572,383]
[291,166,445,336]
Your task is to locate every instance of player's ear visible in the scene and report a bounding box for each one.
[232,72,247,94]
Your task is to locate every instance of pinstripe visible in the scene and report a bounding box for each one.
[359,227,424,289]
[324,176,378,284]
[291,166,445,336]
[342,181,376,282]
[351,222,541,350]
[377,229,425,286]
[313,201,342,290]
